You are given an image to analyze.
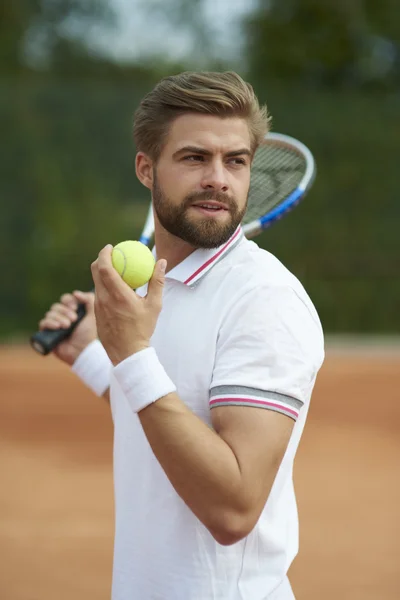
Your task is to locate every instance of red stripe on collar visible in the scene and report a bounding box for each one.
[184,226,242,285]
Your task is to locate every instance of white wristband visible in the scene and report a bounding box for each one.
[113,347,176,413]
[71,339,112,396]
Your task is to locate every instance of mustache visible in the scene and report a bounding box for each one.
[184,191,237,211]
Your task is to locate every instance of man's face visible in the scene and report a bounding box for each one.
[151,114,252,248]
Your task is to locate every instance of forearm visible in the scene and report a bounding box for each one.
[138,393,253,542]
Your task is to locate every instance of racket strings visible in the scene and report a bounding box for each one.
[243,144,306,226]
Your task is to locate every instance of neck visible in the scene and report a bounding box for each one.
[153,220,196,273]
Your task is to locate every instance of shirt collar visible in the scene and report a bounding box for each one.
[153,225,244,287]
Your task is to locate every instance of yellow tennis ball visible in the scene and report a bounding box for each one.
[111,241,155,289]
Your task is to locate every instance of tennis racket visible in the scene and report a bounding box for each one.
[30,132,316,355]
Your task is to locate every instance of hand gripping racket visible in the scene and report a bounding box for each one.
[30,132,316,355]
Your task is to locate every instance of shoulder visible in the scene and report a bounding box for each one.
[207,238,324,370]
[211,238,321,329]
[214,237,303,288]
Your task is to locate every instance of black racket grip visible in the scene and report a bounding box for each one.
[30,303,87,356]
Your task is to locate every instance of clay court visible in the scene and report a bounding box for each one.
[1,344,399,600]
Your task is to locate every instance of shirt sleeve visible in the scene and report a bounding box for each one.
[209,285,324,421]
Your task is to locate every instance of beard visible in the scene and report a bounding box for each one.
[152,172,248,249]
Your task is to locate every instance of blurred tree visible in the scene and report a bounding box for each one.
[0,1,40,73]
[0,0,117,74]
[0,1,154,338]
[246,0,399,88]
[1,0,399,337]
[134,0,234,70]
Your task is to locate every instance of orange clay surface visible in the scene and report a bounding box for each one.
[1,345,399,600]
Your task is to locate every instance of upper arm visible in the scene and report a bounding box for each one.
[210,284,324,516]
[211,404,294,517]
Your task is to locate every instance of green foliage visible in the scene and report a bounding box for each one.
[247,0,400,88]
[0,75,156,338]
[0,0,399,339]
[252,83,399,333]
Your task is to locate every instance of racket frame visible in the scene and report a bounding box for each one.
[242,132,316,238]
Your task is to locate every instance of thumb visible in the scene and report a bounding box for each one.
[73,290,95,315]
[146,259,166,308]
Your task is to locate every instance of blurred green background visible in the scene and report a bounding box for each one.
[1,0,399,340]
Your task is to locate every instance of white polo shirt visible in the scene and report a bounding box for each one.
[109,226,324,600]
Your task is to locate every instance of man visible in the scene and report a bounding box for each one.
[39,71,324,600]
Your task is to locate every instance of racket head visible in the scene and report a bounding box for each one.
[243,132,316,239]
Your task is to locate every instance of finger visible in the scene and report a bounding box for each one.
[97,245,119,292]
[91,257,109,303]
[73,290,95,314]
[45,309,75,326]
[50,303,78,321]
[91,257,100,287]
[146,259,166,311]
[94,245,132,298]
[60,293,78,310]
[91,253,112,293]
[39,316,71,330]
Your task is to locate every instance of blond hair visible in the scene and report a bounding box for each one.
[133,71,270,161]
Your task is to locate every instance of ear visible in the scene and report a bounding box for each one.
[136,152,154,190]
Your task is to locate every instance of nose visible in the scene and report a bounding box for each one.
[201,159,229,193]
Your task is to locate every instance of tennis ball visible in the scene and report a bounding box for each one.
[112,241,155,289]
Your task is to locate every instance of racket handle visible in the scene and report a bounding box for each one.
[30,303,87,356]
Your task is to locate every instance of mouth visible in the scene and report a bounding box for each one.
[191,201,229,215]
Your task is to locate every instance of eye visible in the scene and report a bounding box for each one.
[228,157,247,166]
[183,155,204,162]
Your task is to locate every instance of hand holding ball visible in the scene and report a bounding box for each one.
[112,241,155,289]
